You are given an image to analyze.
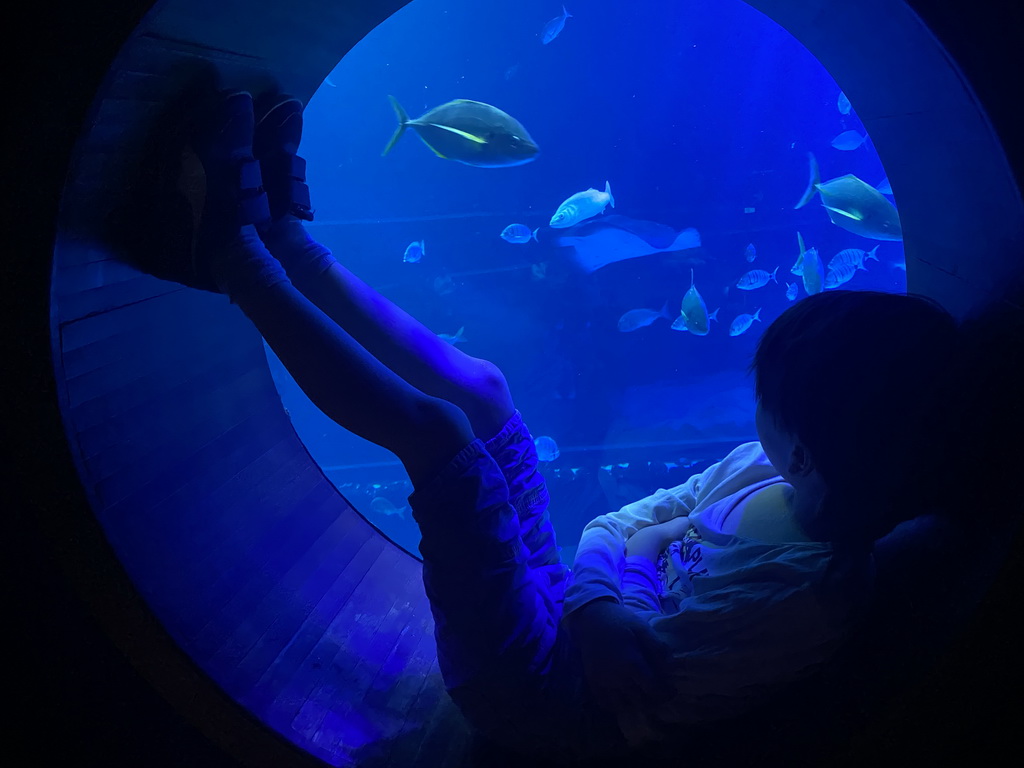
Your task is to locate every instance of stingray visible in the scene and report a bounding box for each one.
[550,214,702,274]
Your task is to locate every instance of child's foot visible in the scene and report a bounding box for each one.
[192,91,272,291]
[253,93,314,224]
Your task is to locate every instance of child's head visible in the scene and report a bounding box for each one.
[750,290,958,547]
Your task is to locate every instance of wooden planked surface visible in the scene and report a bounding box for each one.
[49,2,471,766]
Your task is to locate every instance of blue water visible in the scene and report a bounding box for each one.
[265,0,906,560]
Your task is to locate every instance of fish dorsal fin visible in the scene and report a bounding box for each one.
[425,123,488,144]
[689,268,695,289]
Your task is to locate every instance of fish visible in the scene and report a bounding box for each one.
[744,242,757,262]
[618,301,671,332]
[671,307,719,333]
[552,214,701,274]
[790,231,806,276]
[828,245,879,272]
[534,435,560,461]
[801,247,825,295]
[437,326,467,345]
[729,308,762,337]
[831,130,867,150]
[837,91,851,115]
[531,262,548,281]
[785,282,798,301]
[736,266,779,290]
[550,181,614,228]
[382,96,539,167]
[501,223,539,243]
[370,497,407,519]
[876,177,893,195]
[542,5,572,44]
[434,275,455,295]
[403,240,424,263]
[324,75,337,88]
[679,269,714,336]
[794,153,903,240]
[825,262,858,288]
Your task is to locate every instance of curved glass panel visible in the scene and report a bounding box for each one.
[264,0,905,560]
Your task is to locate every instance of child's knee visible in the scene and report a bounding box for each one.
[462,359,515,431]
[397,396,476,486]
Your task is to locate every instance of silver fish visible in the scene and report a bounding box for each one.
[837,91,852,115]
[383,96,539,168]
[679,269,713,336]
[737,267,778,290]
[671,306,719,333]
[785,282,798,301]
[542,5,572,44]
[828,245,879,272]
[550,181,614,228]
[403,240,425,263]
[618,302,671,332]
[729,308,762,337]
[370,497,407,519]
[501,223,539,243]
[831,130,867,150]
[802,247,825,295]
[437,326,467,345]
[534,435,560,461]
[744,242,757,263]
[795,153,902,241]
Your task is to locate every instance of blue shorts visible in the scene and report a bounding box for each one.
[409,411,630,763]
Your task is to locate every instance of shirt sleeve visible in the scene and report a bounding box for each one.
[562,469,707,618]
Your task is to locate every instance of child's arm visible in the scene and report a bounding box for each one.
[562,474,706,619]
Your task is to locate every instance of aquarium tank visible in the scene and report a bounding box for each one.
[264,0,906,563]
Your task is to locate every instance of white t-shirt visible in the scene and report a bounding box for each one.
[563,441,874,728]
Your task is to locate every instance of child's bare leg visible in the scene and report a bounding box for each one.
[216,225,474,488]
[261,217,515,440]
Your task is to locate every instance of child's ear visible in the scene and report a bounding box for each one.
[788,443,814,477]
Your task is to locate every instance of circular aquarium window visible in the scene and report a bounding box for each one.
[264,0,906,561]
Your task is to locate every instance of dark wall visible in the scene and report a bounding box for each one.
[8,1,1022,766]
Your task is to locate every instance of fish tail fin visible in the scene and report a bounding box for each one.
[564,5,572,17]
[867,245,880,261]
[771,266,778,282]
[605,181,614,208]
[709,307,719,323]
[532,227,539,242]
[794,152,820,209]
[382,95,409,156]
[797,231,806,256]
[754,308,762,321]
[659,299,672,318]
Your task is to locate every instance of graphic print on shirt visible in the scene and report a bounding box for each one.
[658,524,710,597]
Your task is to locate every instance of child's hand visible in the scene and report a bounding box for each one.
[626,516,691,560]
[567,599,675,717]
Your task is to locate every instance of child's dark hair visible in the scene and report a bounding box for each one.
[750,290,959,547]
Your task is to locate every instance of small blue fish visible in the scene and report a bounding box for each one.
[370,497,407,519]
[737,266,778,290]
[437,326,467,345]
[404,240,425,263]
[501,223,539,243]
[534,435,560,461]
[542,5,572,44]
[743,242,757,263]
[837,91,851,115]
[729,308,762,337]
[876,177,893,195]
[785,282,798,301]
[831,130,867,150]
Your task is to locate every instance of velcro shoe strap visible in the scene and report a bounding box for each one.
[288,179,314,221]
[237,157,264,192]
